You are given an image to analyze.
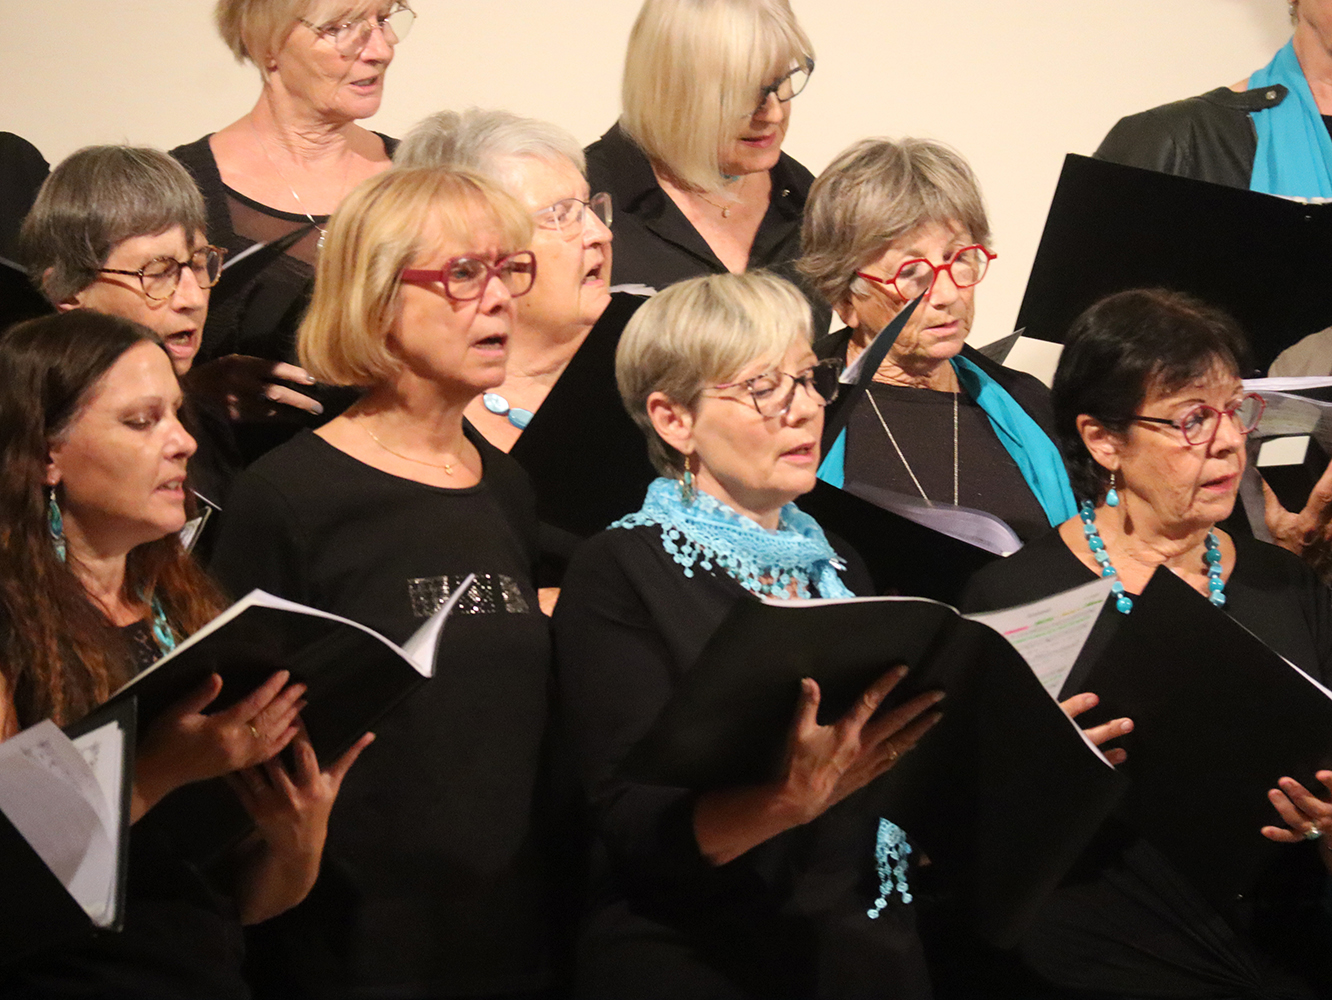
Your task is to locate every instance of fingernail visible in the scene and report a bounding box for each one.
[311,402,324,414]
[304,373,317,384]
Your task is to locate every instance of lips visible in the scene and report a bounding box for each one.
[740,133,777,148]
[472,332,508,351]
[781,441,818,463]
[162,330,198,359]
[1201,472,1238,491]
[156,478,186,499]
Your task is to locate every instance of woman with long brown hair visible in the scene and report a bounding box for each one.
[0,309,368,999]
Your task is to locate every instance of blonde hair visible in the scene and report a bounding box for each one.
[799,137,991,312]
[620,0,813,193]
[616,271,812,476]
[215,0,312,65]
[297,168,533,386]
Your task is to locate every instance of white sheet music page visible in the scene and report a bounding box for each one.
[0,720,123,926]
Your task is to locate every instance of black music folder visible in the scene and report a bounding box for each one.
[1078,567,1332,910]
[624,591,1127,945]
[1015,154,1332,372]
[0,698,136,965]
[88,580,473,863]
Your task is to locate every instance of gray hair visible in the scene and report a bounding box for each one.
[19,146,207,306]
[616,270,812,476]
[395,108,586,181]
[799,137,991,312]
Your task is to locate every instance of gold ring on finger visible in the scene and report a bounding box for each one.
[248,723,261,740]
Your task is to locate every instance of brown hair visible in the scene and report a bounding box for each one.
[0,312,225,727]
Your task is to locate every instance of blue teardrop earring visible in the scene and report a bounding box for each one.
[1105,471,1120,508]
[681,464,696,503]
[47,486,67,562]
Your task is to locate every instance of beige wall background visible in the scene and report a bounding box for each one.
[0,1,1292,348]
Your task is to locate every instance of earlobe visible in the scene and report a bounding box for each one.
[834,298,861,330]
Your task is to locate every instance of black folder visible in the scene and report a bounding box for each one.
[624,593,1126,945]
[1077,567,1332,911]
[1015,154,1332,372]
[0,698,136,966]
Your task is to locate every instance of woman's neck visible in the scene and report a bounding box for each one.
[848,334,958,391]
[1295,23,1332,114]
[250,93,357,165]
[1075,496,1216,587]
[62,528,136,626]
[653,166,771,275]
[353,378,473,456]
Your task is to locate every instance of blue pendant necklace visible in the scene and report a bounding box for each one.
[482,392,533,430]
[1079,497,1225,614]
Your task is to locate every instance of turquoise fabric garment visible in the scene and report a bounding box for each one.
[611,477,854,599]
[951,356,1076,527]
[1249,38,1332,198]
[816,359,1076,528]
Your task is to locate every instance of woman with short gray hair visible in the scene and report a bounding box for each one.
[397,109,631,455]
[800,137,1075,544]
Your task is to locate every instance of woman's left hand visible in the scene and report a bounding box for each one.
[1262,771,1332,871]
[1059,691,1133,766]
[183,355,324,422]
[228,729,374,924]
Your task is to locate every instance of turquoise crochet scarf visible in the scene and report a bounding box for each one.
[612,478,855,599]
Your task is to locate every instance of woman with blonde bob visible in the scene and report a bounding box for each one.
[586,0,829,332]
[211,168,560,999]
[553,271,943,999]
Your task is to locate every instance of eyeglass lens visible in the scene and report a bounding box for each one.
[142,248,223,300]
[750,361,841,417]
[891,247,991,299]
[330,6,414,54]
[538,193,613,236]
[1179,395,1265,444]
[444,254,536,300]
[752,61,812,114]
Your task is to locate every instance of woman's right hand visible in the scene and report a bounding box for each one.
[131,670,306,821]
[694,665,943,865]
[1060,691,1133,766]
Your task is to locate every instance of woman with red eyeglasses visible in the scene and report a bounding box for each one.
[961,289,1332,998]
[210,169,559,1000]
[800,137,1076,546]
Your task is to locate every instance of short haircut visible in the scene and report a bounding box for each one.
[616,270,812,476]
[215,0,312,65]
[620,0,814,193]
[799,137,991,311]
[20,146,207,306]
[298,167,533,386]
[395,108,587,183]
[1053,288,1252,500]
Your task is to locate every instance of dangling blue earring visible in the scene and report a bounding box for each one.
[681,465,696,503]
[47,486,67,562]
[1105,471,1120,508]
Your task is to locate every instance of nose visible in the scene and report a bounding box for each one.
[752,91,785,124]
[783,375,822,425]
[1210,406,1246,455]
[172,265,208,311]
[478,270,514,313]
[359,22,394,62]
[926,265,961,307]
[169,413,198,461]
[584,209,613,247]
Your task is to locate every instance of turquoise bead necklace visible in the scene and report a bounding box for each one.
[1078,483,1225,615]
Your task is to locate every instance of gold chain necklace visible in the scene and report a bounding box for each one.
[695,174,748,218]
[251,120,349,251]
[358,421,455,475]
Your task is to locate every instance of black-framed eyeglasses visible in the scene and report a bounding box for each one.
[1131,393,1266,446]
[400,251,537,302]
[97,245,227,301]
[299,4,415,56]
[748,58,814,116]
[534,192,612,238]
[855,245,996,301]
[708,357,842,418]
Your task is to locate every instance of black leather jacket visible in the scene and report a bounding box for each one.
[1093,84,1288,190]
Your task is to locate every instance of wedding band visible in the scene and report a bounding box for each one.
[1304,825,1324,841]
[884,744,900,764]
[248,723,261,740]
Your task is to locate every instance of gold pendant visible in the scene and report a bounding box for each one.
[721,206,731,218]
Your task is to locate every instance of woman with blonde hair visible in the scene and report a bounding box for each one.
[211,167,558,999]
[586,0,828,332]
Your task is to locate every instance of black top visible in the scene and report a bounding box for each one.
[209,428,553,998]
[0,622,249,1000]
[170,134,396,366]
[961,530,1332,998]
[584,124,831,335]
[819,337,1058,544]
[552,523,932,1000]
[1094,85,1287,191]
